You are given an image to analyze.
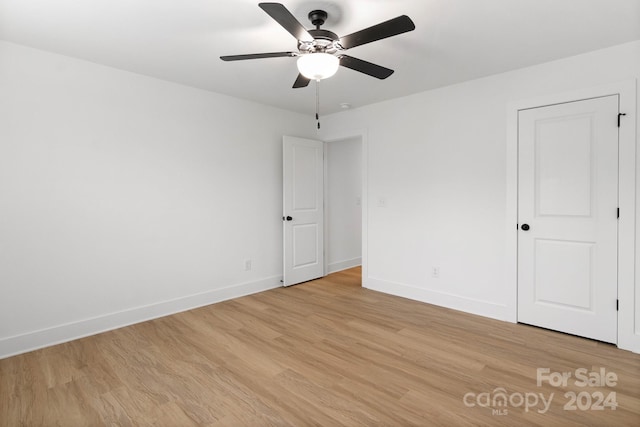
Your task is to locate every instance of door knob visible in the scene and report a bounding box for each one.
[283,216,293,221]
[521,223,530,231]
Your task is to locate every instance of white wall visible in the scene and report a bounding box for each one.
[326,137,362,273]
[0,41,315,358]
[2,39,639,358]
[320,40,640,351]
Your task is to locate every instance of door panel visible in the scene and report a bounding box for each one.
[518,95,618,343]
[536,116,592,217]
[283,136,324,286]
[534,239,593,309]
[293,144,320,210]
[293,224,319,267]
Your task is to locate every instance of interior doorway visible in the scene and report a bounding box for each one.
[324,136,363,279]
[282,132,366,288]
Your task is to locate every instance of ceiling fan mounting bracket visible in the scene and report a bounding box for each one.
[308,10,328,28]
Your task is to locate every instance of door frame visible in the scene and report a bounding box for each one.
[321,128,368,285]
[505,79,637,352]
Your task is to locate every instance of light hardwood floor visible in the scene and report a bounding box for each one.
[1,267,639,426]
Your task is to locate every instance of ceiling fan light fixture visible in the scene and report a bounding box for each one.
[297,53,339,80]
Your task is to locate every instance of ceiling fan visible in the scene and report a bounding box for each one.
[220,2,416,88]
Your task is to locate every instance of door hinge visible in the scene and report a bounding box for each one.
[618,113,626,127]
[617,208,620,218]
[616,299,619,311]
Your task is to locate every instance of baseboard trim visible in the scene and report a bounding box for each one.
[0,276,282,359]
[327,257,362,274]
[364,277,510,321]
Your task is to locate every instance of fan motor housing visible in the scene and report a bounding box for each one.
[297,10,340,54]
[299,29,339,54]
[309,29,338,42]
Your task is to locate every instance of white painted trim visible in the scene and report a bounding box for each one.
[322,128,369,287]
[506,79,638,353]
[365,277,510,321]
[0,276,282,359]
[323,141,330,276]
[328,257,362,274]
[505,101,519,324]
[618,80,639,353]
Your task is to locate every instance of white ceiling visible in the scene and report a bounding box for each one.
[1,0,639,115]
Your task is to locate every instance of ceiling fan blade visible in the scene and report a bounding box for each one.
[339,55,394,79]
[293,74,311,88]
[259,3,314,42]
[339,15,415,50]
[220,52,296,61]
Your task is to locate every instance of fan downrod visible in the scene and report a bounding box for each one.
[308,10,328,28]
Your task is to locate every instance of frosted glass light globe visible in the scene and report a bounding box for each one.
[297,53,339,80]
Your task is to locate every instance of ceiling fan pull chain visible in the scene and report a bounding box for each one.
[316,79,321,129]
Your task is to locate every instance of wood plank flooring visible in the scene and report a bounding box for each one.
[1,267,639,426]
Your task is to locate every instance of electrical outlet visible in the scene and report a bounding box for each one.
[431,267,440,278]
[244,259,252,271]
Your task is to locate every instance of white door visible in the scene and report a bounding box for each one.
[283,136,324,286]
[517,95,619,343]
